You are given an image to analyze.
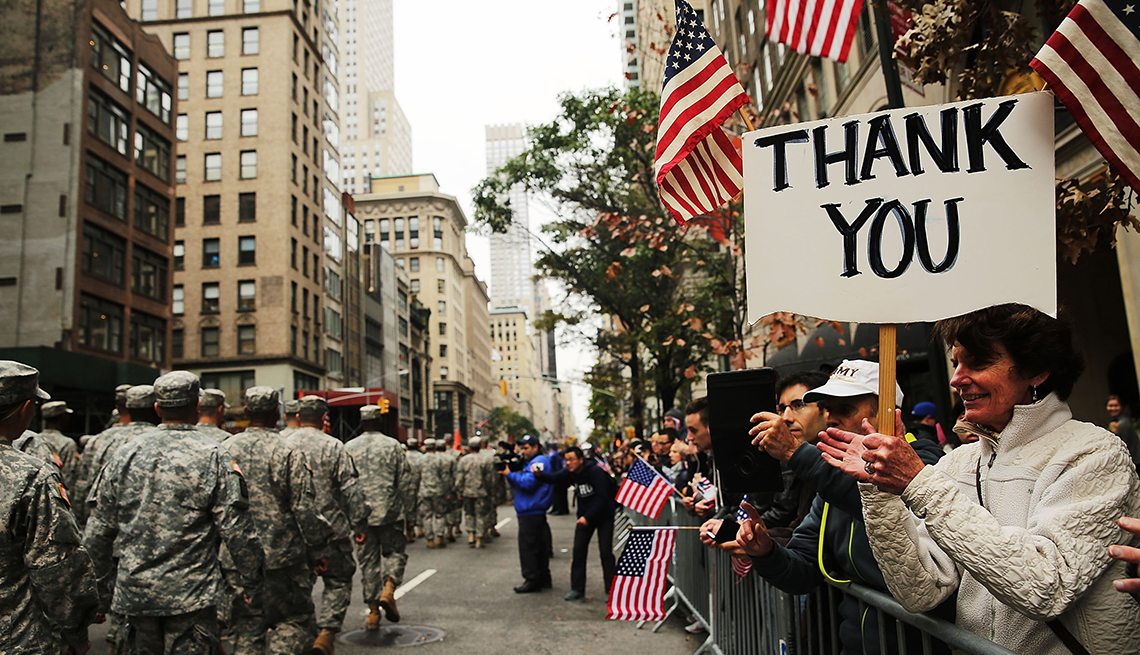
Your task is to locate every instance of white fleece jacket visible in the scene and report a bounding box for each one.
[860,393,1140,655]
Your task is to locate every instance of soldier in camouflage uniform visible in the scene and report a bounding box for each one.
[483,440,506,539]
[444,443,463,541]
[403,438,425,542]
[345,405,414,630]
[284,396,370,654]
[418,439,454,548]
[456,437,495,548]
[85,371,264,655]
[196,388,231,442]
[224,387,333,654]
[72,384,131,529]
[36,400,81,489]
[280,399,301,438]
[0,361,100,655]
[11,428,61,473]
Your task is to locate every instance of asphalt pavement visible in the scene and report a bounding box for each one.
[89,507,702,654]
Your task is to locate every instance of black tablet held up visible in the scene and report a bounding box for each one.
[707,368,782,494]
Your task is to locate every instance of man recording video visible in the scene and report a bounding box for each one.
[499,434,553,593]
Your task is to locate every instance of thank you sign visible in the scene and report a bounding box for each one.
[743,92,1056,324]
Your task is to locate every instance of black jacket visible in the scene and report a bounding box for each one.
[537,460,616,526]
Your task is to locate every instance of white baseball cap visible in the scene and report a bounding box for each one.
[803,359,904,405]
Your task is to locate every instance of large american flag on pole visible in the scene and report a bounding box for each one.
[766,0,867,63]
[1030,0,1140,192]
[616,457,676,519]
[655,0,750,224]
[607,528,676,621]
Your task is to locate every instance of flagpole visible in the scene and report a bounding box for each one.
[627,525,702,531]
[739,108,755,132]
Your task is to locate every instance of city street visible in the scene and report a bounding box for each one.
[88,509,699,654]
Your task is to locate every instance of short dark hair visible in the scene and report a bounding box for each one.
[156,405,195,424]
[685,396,708,427]
[656,427,678,442]
[776,370,830,398]
[246,409,278,425]
[564,446,584,460]
[933,303,1085,401]
[298,408,325,424]
[132,406,162,424]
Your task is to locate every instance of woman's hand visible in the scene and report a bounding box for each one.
[1109,516,1140,594]
[736,502,773,558]
[860,415,926,495]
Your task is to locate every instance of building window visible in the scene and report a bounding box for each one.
[175,198,185,226]
[439,322,446,336]
[325,307,342,339]
[292,73,298,100]
[291,154,298,182]
[302,330,309,358]
[302,245,309,275]
[244,0,259,11]
[134,124,171,181]
[437,279,445,293]
[129,311,166,364]
[238,192,256,222]
[204,153,221,181]
[241,68,258,95]
[394,218,404,250]
[208,0,225,15]
[238,325,256,354]
[202,282,220,312]
[176,0,192,18]
[202,238,220,267]
[84,154,128,219]
[135,64,172,123]
[81,222,126,284]
[291,238,297,268]
[206,70,223,98]
[173,241,184,270]
[240,150,257,178]
[90,23,132,91]
[237,280,256,310]
[173,284,184,314]
[132,246,167,301]
[240,108,257,136]
[173,32,190,60]
[438,300,445,316]
[238,235,255,265]
[398,316,408,338]
[201,371,256,401]
[205,111,222,139]
[291,281,298,312]
[408,216,420,249]
[178,72,189,100]
[325,268,341,299]
[201,327,220,357]
[172,328,184,359]
[436,256,445,272]
[409,279,419,294]
[78,294,123,353]
[203,194,220,224]
[326,348,342,376]
[291,325,297,355]
[176,114,188,141]
[439,344,447,358]
[133,184,169,241]
[176,155,186,184]
[86,88,130,155]
[242,28,259,55]
[303,288,309,317]
[433,217,443,249]
[291,195,297,225]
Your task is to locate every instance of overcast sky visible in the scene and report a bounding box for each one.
[392,0,628,438]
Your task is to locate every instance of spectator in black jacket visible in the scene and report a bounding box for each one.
[536,447,617,601]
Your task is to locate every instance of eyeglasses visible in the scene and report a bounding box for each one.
[776,399,812,414]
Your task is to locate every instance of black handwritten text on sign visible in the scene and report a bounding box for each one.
[741,93,1055,325]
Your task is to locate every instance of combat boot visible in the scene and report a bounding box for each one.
[426,537,436,549]
[445,526,455,542]
[365,602,382,631]
[436,536,447,548]
[415,526,424,538]
[468,532,476,547]
[475,537,484,549]
[379,578,401,623]
[490,527,501,538]
[310,628,336,655]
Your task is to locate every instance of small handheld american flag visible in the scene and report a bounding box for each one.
[655,0,751,224]
[607,528,677,621]
[732,503,753,579]
[616,458,676,519]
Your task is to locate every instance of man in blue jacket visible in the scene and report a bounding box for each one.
[501,434,553,593]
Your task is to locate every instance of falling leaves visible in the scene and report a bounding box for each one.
[605,261,622,281]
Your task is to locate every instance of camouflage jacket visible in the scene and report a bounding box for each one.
[11,432,62,472]
[84,424,264,616]
[37,429,80,490]
[284,427,370,538]
[419,452,454,498]
[195,422,232,443]
[455,452,495,498]
[345,432,414,526]
[223,428,332,568]
[404,450,425,500]
[0,442,99,653]
[72,422,154,528]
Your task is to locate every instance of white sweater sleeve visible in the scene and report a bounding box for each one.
[900,444,1138,621]
[861,480,961,612]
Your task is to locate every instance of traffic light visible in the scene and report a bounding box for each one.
[378,397,390,414]
[500,379,507,396]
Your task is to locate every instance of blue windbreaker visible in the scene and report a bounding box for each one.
[507,453,554,516]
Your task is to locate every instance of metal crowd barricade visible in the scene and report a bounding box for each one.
[615,501,1019,655]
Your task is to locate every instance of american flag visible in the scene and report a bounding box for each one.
[616,458,676,519]
[766,0,867,63]
[655,0,750,224]
[732,503,753,579]
[1030,0,1140,192]
[607,528,677,621]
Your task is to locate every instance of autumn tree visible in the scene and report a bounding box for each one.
[481,406,539,444]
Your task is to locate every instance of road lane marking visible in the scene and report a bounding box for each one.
[495,517,513,530]
[395,568,437,600]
